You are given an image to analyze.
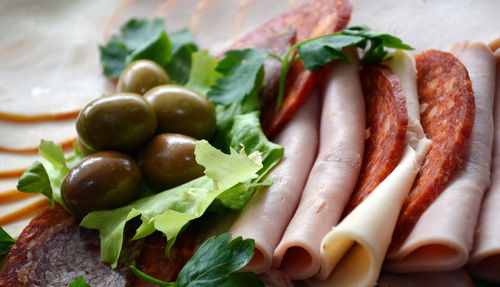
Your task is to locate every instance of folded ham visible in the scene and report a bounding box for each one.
[273,48,365,280]
[229,89,320,274]
[312,50,430,286]
[386,42,496,272]
[468,47,500,283]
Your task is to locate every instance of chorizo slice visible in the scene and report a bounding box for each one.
[343,64,408,215]
[224,0,352,137]
[390,50,475,250]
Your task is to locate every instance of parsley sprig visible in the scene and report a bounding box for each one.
[271,25,413,109]
[131,233,263,287]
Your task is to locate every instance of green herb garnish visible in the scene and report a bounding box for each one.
[0,227,15,261]
[69,275,91,287]
[131,233,263,287]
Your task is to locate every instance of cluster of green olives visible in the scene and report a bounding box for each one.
[61,60,216,218]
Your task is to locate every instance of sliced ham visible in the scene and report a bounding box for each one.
[468,48,500,283]
[229,90,320,274]
[154,0,201,33]
[232,0,291,42]
[190,0,242,55]
[386,42,496,272]
[0,118,76,153]
[312,51,430,286]
[273,48,365,280]
[349,0,500,53]
[0,0,116,119]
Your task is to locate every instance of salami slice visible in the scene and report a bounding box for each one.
[0,205,142,287]
[224,0,352,137]
[343,65,408,215]
[390,50,475,250]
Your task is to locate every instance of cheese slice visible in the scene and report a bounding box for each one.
[314,51,431,286]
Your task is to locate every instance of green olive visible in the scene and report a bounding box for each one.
[76,93,157,153]
[117,60,170,94]
[144,85,216,139]
[137,133,204,191]
[61,151,142,218]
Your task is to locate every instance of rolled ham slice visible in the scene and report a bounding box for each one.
[154,0,200,34]
[190,0,242,55]
[312,51,430,286]
[273,48,365,280]
[468,48,500,283]
[386,42,496,272]
[229,89,320,274]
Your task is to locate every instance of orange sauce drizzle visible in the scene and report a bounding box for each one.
[0,190,36,204]
[0,169,25,179]
[0,110,79,123]
[0,138,76,154]
[0,198,50,226]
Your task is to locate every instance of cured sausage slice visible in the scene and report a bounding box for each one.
[343,65,408,215]
[390,50,475,249]
[0,205,142,287]
[224,0,352,137]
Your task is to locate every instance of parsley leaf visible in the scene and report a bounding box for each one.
[131,233,263,287]
[100,18,167,78]
[207,49,269,105]
[165,29,198,84]
[69,275,91,287]
[274,25,413,108]
[100,18,198,81]
[0,227,15,261]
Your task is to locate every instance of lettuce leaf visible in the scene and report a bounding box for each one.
[17,140,84,209]
[80,140,263,268]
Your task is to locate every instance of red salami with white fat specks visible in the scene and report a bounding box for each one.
[343,64,408,216]
[391,50,475,250]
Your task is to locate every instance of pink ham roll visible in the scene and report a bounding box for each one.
[386,42,496,272]
[273,48,365,280]
[229,90,320,274]
[468,47,500,283]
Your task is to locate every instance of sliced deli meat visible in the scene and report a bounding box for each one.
[229,91,320,274]
[0,0,116,120]
[0,205,143,287]
[386,42,496,272]
[0,118,76,153]
[273,48,365,280]
[154,0,201,34]
[313,51,430,286]
[390,50,476,250]
[468,48,500,283]
[190,0,242,55]
[225,0,352,137]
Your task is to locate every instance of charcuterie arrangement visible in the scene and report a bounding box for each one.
[0,0,499,286]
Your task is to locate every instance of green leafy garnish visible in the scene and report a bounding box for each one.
[0,227,15,261]
[165,29,198,84]
[99,18,197,80]
[271,25,413,109]
[17,140,84,209]
[131,233,263,287]
[185,50,222,95]
[207,49,269,106]
[69,276,91,287]
[17,162,53,208]
[80,140,263,268]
